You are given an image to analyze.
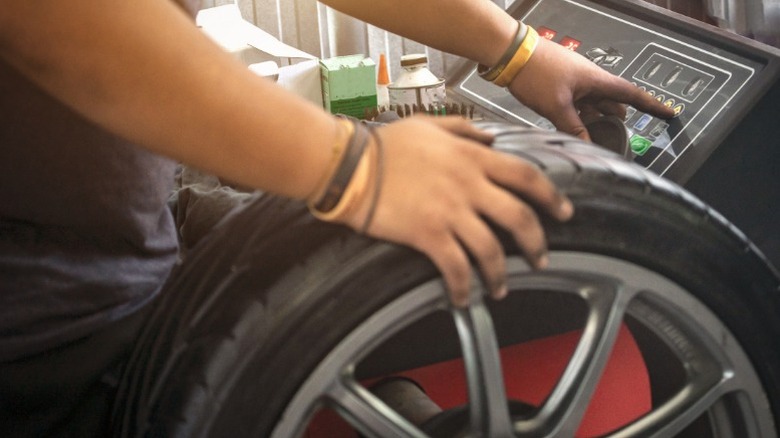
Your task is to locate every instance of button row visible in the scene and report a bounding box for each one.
[635,84,686,116]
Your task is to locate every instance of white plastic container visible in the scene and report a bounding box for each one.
[388,54,446,108]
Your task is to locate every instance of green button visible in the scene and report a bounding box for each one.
[630,134,653,156]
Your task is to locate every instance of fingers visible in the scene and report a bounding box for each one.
[474,181,548,270]
[445,148,572,307]
[596,75,676,120]
[508,37,674,137]
[422,211,509,308]
[546,101,591,141]
[578,103,603,124]
[431,143,572,307]
[630,86,676,119]
[351,118,573,309]
[419,192,545,308]
[427,116,495,145]
[483,149,574,222]
[592,100,627,119]
[471,150,570,273]
[418,232,474,308]
[454,212,509,301]
[531,91,593,141]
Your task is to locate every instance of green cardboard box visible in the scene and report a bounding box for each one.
[320,55,377,119]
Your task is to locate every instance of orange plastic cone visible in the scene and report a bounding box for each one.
[377,54,390,85]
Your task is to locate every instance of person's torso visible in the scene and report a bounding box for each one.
[0,0,200,360]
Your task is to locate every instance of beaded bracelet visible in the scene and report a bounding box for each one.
[478,21,527,82]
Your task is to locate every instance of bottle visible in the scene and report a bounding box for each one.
[388,54,446,109]
[376,54,390,109]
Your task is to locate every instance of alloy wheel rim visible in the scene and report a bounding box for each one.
[271,252,775,438]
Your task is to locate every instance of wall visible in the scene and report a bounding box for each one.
[197,0,715,80]
[196,0,522,81]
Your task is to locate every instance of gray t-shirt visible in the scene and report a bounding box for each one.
[0,46,182,362]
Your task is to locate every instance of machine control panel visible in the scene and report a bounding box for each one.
[449,0,770,181]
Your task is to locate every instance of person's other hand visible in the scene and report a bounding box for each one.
[342,116,573,307]
[508,37,675,141]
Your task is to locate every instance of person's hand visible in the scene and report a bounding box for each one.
[508,37,676,141]
[340,116,573,307]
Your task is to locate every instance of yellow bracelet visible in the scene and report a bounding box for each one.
[306,118,354,204]
[492,25,539,88]
[478,21,527,82]
[309,130,375,222]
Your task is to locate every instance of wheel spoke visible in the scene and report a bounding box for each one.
[272,254,774,438]
[270,280,449,438]
[515,274,635,437]
[452,284,514,437]
[610,373,734,437]
[327,379,427,438]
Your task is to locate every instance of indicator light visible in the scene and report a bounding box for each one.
[560,36,581,51]
[537,27,557,40]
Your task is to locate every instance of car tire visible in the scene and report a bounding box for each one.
[112,124,780,437]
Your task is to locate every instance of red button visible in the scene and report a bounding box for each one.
[537,27,557,40]
[560,36,581,51]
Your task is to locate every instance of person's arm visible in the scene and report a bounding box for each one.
[0,0,571,307]
[322,0,676,140]
[0,0,334,199]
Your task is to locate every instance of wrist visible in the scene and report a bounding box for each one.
[308,122,384,234]
[307,118,369,218]
[306,117,354,203]
[478,21,526,82]
[478,23,539,88]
